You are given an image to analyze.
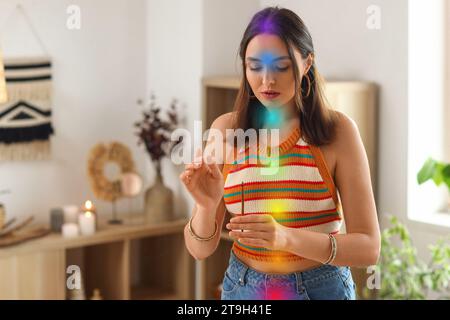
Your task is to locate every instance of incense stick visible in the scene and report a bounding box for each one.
[240,181,244,233]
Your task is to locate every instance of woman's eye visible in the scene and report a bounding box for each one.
[275,65,289,72]
[248,64,289,72]
[249,64,262,71]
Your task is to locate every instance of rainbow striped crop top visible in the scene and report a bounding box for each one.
[222,126,343,262]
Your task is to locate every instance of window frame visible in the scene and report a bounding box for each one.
[446,0,450,162]
[407,0,450,232]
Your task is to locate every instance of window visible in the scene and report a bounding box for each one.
[446,0,450,163]
[408,0,449,225]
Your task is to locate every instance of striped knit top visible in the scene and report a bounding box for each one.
[222,125,343,262]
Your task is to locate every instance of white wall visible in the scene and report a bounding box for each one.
[203,0,260,76]
[0,0,147,223]
[146,0,203,215]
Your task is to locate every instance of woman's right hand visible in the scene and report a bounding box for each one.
[179,149,224,211]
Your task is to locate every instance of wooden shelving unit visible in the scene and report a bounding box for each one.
[198,76,378,300]
[0,217,195,300]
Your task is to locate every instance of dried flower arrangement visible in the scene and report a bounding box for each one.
[134,94,183,174]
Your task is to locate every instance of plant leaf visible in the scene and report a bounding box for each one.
[432,163,445,186]
[442,165,450,192]
[417,157,437,184]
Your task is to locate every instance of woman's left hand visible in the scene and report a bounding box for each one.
[226,214,289,251]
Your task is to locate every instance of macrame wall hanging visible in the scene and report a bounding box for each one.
[0,4,54,161]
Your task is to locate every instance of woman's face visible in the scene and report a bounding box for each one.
[245,33,311,111]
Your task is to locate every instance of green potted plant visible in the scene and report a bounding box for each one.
[371,216,450,299]
[358,159,450,300]
[417,157,450,211]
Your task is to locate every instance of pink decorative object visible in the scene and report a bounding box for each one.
[120,172,143,197]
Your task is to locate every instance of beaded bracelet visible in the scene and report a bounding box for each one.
[188,215,218,241]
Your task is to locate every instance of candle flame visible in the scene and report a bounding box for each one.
[85,211,92,218]
[85,200,93,210]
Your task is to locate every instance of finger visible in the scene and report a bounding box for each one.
[194,147,203,165]
[180,170,195,182]
[229,230,270,240]
[179,173,189,187]
[205,156,222,179]
[226,222,269,232]
[179,171,190,184]
[230,214,271,224]
[183,166,202,179]
[194,161,203,169]
[188,168,201,185]
[185,163,200,171]
[180,175,196,193]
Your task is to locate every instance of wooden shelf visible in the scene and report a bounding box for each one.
[202,76,241,89]
[0,218,187,259]
[0,218,195,300]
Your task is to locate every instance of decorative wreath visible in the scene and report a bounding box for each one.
[87,142,136,202]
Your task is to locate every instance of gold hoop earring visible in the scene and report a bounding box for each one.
[302,75,311,98]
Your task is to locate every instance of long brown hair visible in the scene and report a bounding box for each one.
[232,6,338,146]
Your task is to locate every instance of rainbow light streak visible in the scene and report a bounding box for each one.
[266,287,293,300]
[258,17,278,34]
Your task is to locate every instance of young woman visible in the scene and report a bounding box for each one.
[181,6,380,300]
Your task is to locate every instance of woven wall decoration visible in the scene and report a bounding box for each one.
[0,49,7,104]
[0,56,54,160]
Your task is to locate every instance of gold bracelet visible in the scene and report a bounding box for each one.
[188,215,218,241]
[323,234,337,265]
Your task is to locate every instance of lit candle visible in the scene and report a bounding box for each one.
[81,200,97,231]
[62,223,79,238]
[79,211,96,236]
[82,200,96,214]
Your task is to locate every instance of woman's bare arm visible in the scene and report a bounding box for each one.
[282,111,381,266]
[183,112,234,260]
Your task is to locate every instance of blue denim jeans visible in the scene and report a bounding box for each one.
[221,250,356,300]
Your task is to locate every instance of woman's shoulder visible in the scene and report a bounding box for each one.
[331,110,360,148]
[210,111,235,132]
[209,112,237,146]
[207,112,236,168]
[319,110,360,176]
